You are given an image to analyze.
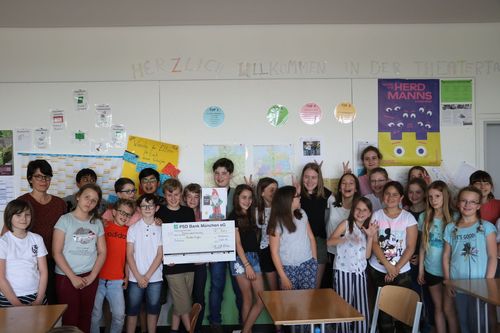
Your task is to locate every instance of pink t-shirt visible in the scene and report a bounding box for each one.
[359,174,372,196]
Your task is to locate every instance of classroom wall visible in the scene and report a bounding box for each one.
[1,22,499,326]
[1,23,499,201]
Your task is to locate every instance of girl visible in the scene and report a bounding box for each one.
[443,186,497,333]
[417,181,458,333]
[269,186,318,290]
[299,162,331,287]
[407,166,431,185]
[255,177,279,291]
[405,177,427,221]
[469,170,500,224]
[15,159,66,304]
[326,173,360,266]
[53,183,106,333]
[358,146,383,196]
[328,197,377,333]
[102,177,142,226]
[404,178,427,295]
[0,199,48,307]
[368,181,418,333]
[229,184,264,333]
[183,183,205,333]
[364,167,388,212]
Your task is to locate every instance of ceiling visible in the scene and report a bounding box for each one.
[1,0,500,27]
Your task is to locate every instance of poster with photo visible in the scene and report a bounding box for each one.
[201,187,228,220]
[0,130,13,176]
[300,137,323,164]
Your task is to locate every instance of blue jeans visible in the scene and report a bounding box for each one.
[91,279,125,333]
[208,261,242,324]
[455,293,486,333]
[126,281,162,316]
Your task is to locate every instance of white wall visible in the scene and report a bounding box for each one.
[1,23,499,201]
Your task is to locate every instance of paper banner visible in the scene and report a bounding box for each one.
[121,136,180,191]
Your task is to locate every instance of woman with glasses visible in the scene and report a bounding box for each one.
[16,159,66,304]
[102,177,142,226]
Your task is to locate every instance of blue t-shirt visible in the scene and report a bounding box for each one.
[443,220,496,280]
[419,213,446,276]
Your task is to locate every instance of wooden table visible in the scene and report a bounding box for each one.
[0,304,67,333]
[444,278,500,333]
[259,289,364,333]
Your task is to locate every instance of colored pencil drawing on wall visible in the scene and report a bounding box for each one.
[378,79,441,166]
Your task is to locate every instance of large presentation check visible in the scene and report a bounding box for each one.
[162,220,236,264]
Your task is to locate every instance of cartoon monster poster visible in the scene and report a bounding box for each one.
[378,79,441,166]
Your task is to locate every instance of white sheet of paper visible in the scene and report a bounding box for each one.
[162,221,236,264]
[14,128,33,151]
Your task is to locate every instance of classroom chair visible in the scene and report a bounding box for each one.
[189,303,203,333]
[370,285,423,333]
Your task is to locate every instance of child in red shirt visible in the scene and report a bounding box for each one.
[90,198,136,333]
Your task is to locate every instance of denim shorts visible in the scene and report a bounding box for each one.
[126,281,162,316]
[230,252,261,276]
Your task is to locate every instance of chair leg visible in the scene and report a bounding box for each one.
[369,287,382,333]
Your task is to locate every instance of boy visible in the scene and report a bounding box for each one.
[101,178,142,226]
[126,194,163,333]
[64,168,108,213]
[157,179,196,333]
[91,198,135,333]
[208,158,242,333]
[138,168,166,205]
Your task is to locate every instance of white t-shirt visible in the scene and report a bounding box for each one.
[0,231,47,296]
[365,194,384,212]
[275,209,312,266]
[326,205,350,255]
[127,219,163,283]
[369,209,417,274]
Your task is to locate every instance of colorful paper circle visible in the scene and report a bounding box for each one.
[267,105,289,127]
[334,102,357,124]
[203,106,225,128]
[300,102,322,125]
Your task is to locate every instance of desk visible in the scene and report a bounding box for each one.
[0,304,67,333]
[444,278,500,333]
[259,289,364,333]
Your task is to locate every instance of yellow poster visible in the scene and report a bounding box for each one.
[122,136,180,191]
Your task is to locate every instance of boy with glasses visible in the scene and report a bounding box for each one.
[91,198,136,333]
[138,168,167,206]
[102,178,142,226]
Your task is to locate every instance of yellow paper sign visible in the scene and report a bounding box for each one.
[122,136,179,190]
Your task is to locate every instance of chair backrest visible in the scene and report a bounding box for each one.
[370,285,423,333]
[189,303,203,333]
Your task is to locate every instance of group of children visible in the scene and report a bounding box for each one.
[0,150,499,333]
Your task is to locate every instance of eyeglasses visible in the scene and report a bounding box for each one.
[459,199,480,206]
[116,209,132,218]
[118,189,136,194]
[140,204,155,210]
[32,174,52,181]
[370,179,387,184]
[141,178,158,184]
